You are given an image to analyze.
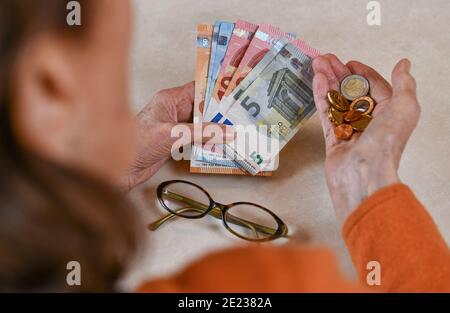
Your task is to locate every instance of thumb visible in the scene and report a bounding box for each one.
[152,82,195,122]
[154,82,195,105]
[392,59,417,98]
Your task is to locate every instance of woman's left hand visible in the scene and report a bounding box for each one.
[121,82,233,191]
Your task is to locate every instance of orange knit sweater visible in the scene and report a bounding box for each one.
[138,184,450,292]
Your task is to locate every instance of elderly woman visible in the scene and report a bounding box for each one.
[0,0,448,292]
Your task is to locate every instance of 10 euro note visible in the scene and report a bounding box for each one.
[221,40,320,175]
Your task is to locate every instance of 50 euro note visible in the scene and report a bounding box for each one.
[205,20,258,119]
[220,40,321,175]
[190,24,215,173]
[192,24,213,119]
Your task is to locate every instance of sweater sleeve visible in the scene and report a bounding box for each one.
[137,246,365,292]
[343,183,450,292]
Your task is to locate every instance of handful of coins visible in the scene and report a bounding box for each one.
[327,75,376,140]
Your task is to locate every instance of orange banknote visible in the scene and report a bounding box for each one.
[190,24,214,173]
[192,24,214,121]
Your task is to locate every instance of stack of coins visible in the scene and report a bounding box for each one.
[327,75,376,140]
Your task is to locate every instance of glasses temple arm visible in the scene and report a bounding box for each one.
[148,207,207,231]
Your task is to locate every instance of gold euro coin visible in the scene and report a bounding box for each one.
[351,114,372,132]
[327,90,350,112]
[328,106,346,125]
[343,110,363,123]
[340,75,370,101]
[350,96,375,115]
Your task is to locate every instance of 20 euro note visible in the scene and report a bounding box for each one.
[204,21,234,115]
[221,40,321,175]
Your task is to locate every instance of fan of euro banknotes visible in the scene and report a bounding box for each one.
[190,20,320,176]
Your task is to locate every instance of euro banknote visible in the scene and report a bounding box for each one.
[208,38,290,123]
[189,20,319,176]
[192,20,260,175]
[189,23,271,176]
[207,20,258,117]
[222,24,294,99]
[196,35,292,170]
[195,38,291,168]
[190,24,214,173]
[204,21,234,115]
[221,40,320,175]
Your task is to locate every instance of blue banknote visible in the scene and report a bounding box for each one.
[204,21,234,116]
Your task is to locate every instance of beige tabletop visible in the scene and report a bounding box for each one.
[122,0,450,289]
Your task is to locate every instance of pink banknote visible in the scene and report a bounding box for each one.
[223,24,292,98]
[208,20,258,113]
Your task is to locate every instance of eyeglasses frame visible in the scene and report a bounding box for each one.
[155,180,288,242]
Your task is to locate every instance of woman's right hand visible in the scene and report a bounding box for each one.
[312,55,421,223]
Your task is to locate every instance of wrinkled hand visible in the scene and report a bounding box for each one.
[313,55,421,223]
[121,82,232,191]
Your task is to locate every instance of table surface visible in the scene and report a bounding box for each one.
[122,0,450,289]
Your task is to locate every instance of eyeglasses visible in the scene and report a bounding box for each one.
[148,180,288,242]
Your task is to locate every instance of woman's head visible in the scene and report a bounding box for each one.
[5,0,136,180]
[0,0,139,291]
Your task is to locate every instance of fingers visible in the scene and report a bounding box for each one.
[172,81,195,121]
[176,82,195,122]
[313,72,340,152]
[313,56,341,91]
[391,59,417,98]
[312,55,356,151]
[181,81,195,101]
[346,60,393,103]
[362,59,420,156]
[153,81,195,122]
[390,58,420,133]
[154,81,195,104]
[324,54,352,81]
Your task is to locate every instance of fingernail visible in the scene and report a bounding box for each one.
[402,58,411,72]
